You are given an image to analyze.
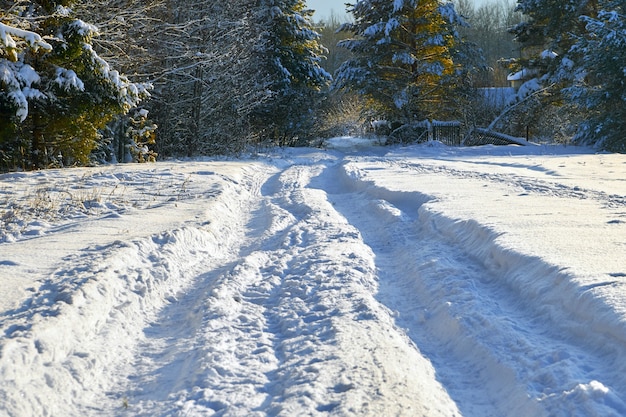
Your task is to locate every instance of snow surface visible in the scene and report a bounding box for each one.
[1,139,625,416]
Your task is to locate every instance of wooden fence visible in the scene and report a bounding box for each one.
[384,122,536,147]
[464,128,535,147]
[432,121,462,146]
[388,120,462,146]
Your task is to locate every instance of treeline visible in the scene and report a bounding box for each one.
[454,0,522,87]
[315,0,626,152]
[1,0,624,171]
[0,0,330,170]
[455,0,626,151]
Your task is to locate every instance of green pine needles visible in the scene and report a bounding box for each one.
[0,1,149,171]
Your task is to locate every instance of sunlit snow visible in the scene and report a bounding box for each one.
[1,139,625,416]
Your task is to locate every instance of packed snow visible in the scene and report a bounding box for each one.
[1,139,625,416]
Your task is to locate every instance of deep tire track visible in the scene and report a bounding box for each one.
[312,160,626,417]
[122,162,459,416]
[111,155,625,416]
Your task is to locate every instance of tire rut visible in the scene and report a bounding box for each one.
[313,161,626,417]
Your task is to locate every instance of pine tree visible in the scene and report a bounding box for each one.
[512,0,598,53]
[510,0,626,151]
[72,0,160,163]
[566,3,626,152]
[511,0,599,87]
[333,0,467,124]
[0,1,148,170]
[251,0,331,146]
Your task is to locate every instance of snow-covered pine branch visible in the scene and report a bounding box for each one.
[0,22,52,60]
[0,23,53,122]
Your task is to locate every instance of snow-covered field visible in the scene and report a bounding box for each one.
[1,139,625,416]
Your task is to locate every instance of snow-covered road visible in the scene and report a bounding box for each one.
[1,141,625,416]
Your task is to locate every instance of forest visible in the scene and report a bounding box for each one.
[0,0,624,171]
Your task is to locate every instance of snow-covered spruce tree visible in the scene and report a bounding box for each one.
[511,0,597,57]
[506,0,599,142]
[566,4,626,152]
[0,21,50,170]
[148,0,329,155]
[250,0,331,146]
[0,1,148,170]
[72,0,161,163]
[510,0,601,93]
[333,0,468,125]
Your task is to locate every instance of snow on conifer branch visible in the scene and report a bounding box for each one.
[0,22,52,57]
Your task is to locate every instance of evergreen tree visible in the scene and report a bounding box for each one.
[0,1,148,170]
[510,0,626,150]
[567,3,626,152]
[511,0,599,88]
[512,0,598,54]
[251,0,331,146]
[72,0,160,163]
[333,0,467,124]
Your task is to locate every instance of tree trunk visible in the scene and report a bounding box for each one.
[30,108,47,170]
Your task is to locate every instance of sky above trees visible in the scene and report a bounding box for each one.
[308,0,492,20]
[308,0,347,20]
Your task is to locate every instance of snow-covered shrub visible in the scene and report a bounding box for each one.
[310,91,370,141]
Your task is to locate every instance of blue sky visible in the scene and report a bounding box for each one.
[308,0,493,20]
[307,0,348,20]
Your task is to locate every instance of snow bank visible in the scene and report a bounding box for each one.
[336,145,626,416]
[2,228,220,415]
[0,163,264,415]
